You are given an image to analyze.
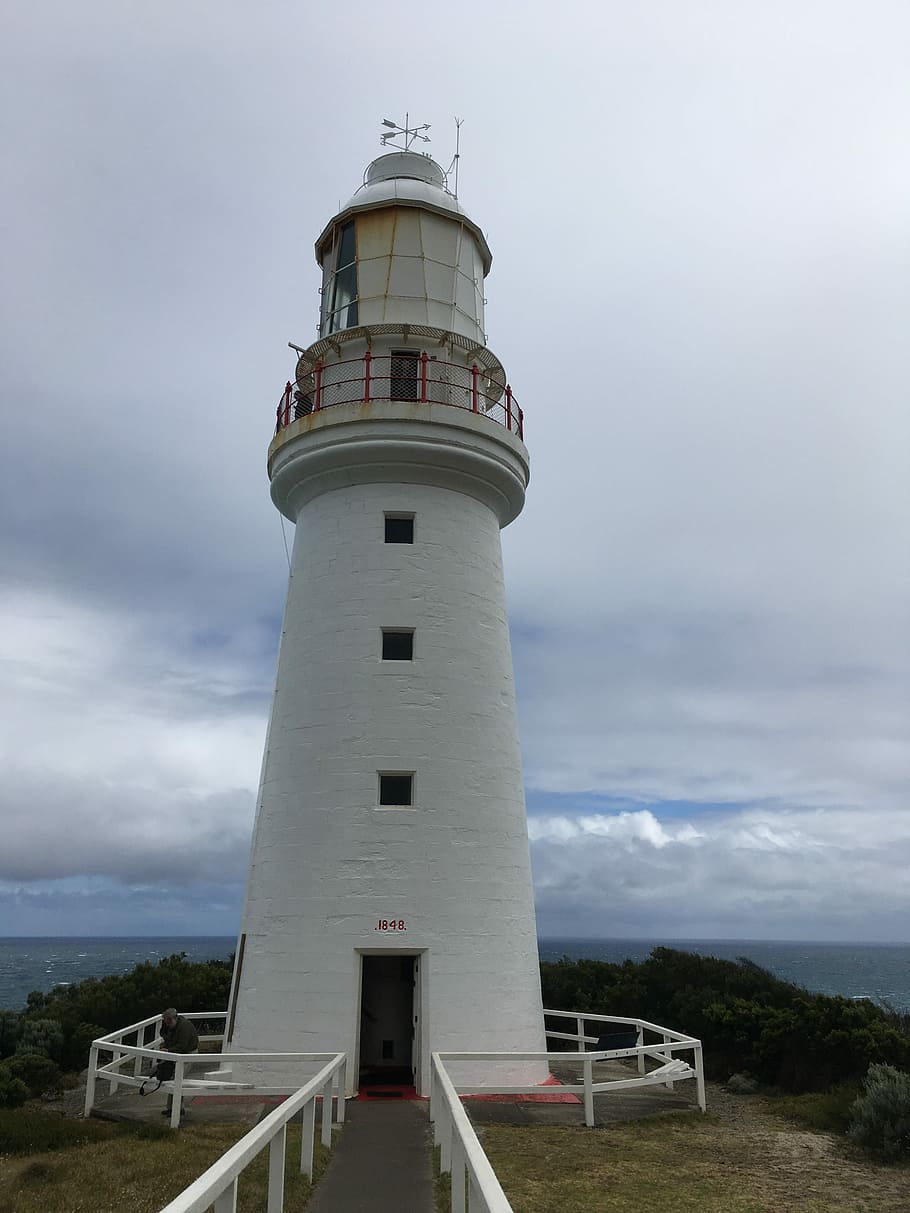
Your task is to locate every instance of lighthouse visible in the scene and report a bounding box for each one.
[226,126,547,1096]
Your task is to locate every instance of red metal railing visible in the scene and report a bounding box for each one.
[274,353,524,441]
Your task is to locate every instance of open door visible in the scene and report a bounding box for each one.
[359,955,416,1091]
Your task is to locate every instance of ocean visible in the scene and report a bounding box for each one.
[1,935,908,1014]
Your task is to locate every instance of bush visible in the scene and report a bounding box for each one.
[0,1009,21,1059]
[540,950,910,1095]
[65,1022,109,1073]
[5,953,233,1077]
[17,1018,65,1062]
[0,1073,29,1109]
[847,1063,910,1159]
[1,1052,62,1098]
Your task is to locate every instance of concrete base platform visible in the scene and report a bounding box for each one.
[89,1086,277,1128]
[465,1059,699,1128]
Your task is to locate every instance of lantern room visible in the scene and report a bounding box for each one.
[314,150,492,345]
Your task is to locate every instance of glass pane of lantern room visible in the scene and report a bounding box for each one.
[337,220,356,268]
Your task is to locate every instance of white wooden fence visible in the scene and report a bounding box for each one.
[85,1008,703,1213]
[429,1010,706,1213]
[84,1012,346,1131]
[157,1051,346,1213]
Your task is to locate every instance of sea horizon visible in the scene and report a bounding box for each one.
[2,934,909,1013]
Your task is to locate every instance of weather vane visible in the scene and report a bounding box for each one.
[380,113,431,152]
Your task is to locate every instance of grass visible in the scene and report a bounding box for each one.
[0,1110,331,1213]
[759,1082,862,1134]
[475,1108,910,1213]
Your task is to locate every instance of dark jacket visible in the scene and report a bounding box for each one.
[162,1015,199,1054]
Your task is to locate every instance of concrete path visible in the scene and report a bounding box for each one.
[307,1101,435,1213]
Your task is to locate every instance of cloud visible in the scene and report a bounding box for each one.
[1,1,908,940]
[0,588,262,886]
[530,803,910,940]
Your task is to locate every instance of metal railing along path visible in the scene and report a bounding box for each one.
[274,351,524,440]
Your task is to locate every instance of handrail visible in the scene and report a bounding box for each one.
[158,1051,346,1213]
[431,1053,514,1213]
[273,352,524,440]
[430,1013,705,1211]
[84,1012,345,1129]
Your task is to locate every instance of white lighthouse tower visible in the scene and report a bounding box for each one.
[227,125,547,1096]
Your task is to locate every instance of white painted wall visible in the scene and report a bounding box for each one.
[230,409,547,1092]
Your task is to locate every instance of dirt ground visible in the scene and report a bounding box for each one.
[697,1083,910,1212]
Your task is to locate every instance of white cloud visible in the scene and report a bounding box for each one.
[530,805,910,939]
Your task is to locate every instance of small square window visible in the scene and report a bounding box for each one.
[385,515,414,544]
[379,773,414,807]
[382,630,414,661]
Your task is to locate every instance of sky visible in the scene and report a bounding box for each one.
[1,1,908,942]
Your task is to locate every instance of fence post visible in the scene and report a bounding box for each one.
[337,1057,346,1123]
[583,1055,595,1128]
[315,361,323,412]
[109,1042,122,1095]
[84,1045,98,1117]
[267,1124,287,1213]
[133,1024,146,1078]
[517,406,524,441]
[637,1025,646,1076]
[451,1135,466,1213]
[170,1059,185,1129]
[662,1033,675,1089]
[301,1097,317,1178]
[471,364,479,412]
[364,351,371,403]
[321,1079,333,1146]
[214,1179,238,1213]
[283,381,292,428]
[505,384,512,430]
[420,350,428,402]
[576,1015,585,1052]
[440,1101,452,1173]
[694,1043,706,1112]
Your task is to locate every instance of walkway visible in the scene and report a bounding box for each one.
[306,1101,435,1213]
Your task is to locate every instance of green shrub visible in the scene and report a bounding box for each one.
[764,1081,861,1133]
[847,1063,910,1159]
[17,1018,65,1062]
[64,1022,108,1072]
[6,953,233,1077]
[540,950,910,1096]
[1,1052,62,1097]
[0,1073,29,1109]
[0,1009,21,1059]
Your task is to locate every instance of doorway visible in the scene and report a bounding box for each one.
[358,954,420,1092]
